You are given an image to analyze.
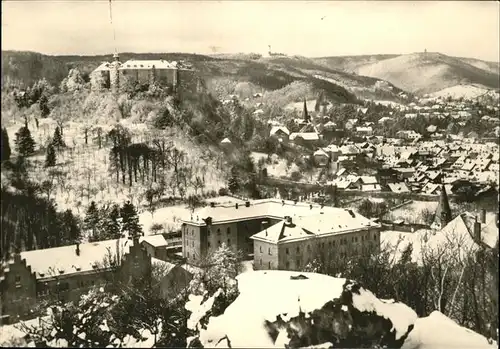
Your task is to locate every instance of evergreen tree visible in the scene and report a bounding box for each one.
[14,125,36,157]
[45,143,56,167]
[121,201,143,239]
[83,201,100,240]
[52,126,65,148]
[39,94,50,118]
[62,209,81,244]
[105,204,122,239]
[1,127,11,161]
[227,167,240,194]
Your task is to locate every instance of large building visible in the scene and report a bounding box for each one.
[180,199,381,268]
[90,53,198,93]
[0,236,151,325]
[252,211,380,271]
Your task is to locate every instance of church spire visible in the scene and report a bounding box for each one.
[303,98,310,123]
[437,184,452,228]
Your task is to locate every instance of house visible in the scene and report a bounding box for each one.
[378,116,394,124]
[289,132,320,145]
[141,234,181,261]
[355,126,373,136]
[387,182,410,193]
[396,130,421,140]
[0,237,151,324]
[253,109,265,116]
[269,126,290,142]
[360,176,381,192]
[313,149,330,167]
[323,121,337,130]
[251,211,381,271]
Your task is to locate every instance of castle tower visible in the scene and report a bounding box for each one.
[110,53,121,93]
[434,184,452,229]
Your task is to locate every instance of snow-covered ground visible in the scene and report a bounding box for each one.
[250,152,295,178]
[402,311,497,349]
[4,118,225,220]
[187,270,417,348]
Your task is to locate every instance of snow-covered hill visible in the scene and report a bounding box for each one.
[429,84,499,100]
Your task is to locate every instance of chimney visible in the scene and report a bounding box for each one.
[235,203,239,209]
[284,216,292,225]
[210,202,215,208]
[294,199,297,205]
[310,204,313,210]
[245,201,250,207]
[282,200,285,206]
[76,243,80,256]
[262,220,269,230]
[480,209,486,224]
[474,218,481,242]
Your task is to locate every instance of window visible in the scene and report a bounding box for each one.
[218,240,221,246]
[187,252,190,258]
[208,242,211,248]
[59,282,70,292]
[268,248,272,255]
[217,228,221,235]
[374,234,377,241]
[260,259,262,265]
[286,261,290,269]
[260,246,263,253]
[268,261,272,269]
[296,259,301,267]
[352,237,355,242]
[15,275,21,288]
[286,248,289,254]
[191,229,194,235]
[296,246,300,253]
[333,240,336,246]
[228,239,231,245]
[227,227,231,235]
[355,237,358,243]
[362,235,364,241]
[192,241,194,247]
[321,242,325,248]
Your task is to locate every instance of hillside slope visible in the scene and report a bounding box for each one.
[1,50,409,104]
[354,52,500,94]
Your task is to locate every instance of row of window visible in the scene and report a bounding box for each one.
[266,233,379,255]
[208,227,232,236]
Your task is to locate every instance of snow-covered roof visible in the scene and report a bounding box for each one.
[141,234,168,248]
[313,149,329,157]
[184,199,340,225]
[289,132,319,141]
[252,209,376,243]
[269,126,290,136]
[17,238,132,278]
[220,138,231,144]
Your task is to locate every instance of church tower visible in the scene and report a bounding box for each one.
[434,184,452,229]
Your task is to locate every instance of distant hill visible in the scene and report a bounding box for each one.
[1,50,411,105]
[313,52,500,95]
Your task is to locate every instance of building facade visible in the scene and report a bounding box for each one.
[90,53,198,93]
[181,199,381,268]
[252,215,381,271]
[0,237,151,325]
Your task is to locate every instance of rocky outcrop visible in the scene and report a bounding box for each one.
[185,271,418,348]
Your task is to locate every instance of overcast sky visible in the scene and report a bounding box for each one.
[2,1,499,61]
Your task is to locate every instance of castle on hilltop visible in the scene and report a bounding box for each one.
[90,53,199,93]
